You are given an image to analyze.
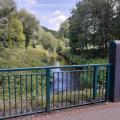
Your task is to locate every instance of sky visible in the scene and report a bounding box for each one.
[15,0,79,31]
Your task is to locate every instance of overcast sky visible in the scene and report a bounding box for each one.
[15,0,79,31]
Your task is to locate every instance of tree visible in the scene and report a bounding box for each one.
[38,27,57,52]
[0,0,18,47]
[0,0,16,10]
[8,17,25,46]
[59,20,69,39]
[18,9,39,48]
[112,0,120,39]
[69,0,115,53]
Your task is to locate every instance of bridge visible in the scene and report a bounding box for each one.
[0,41,120,119]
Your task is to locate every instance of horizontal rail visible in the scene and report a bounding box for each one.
[0,64,111,72]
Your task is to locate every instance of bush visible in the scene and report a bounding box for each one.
[62,49,108,65]
[0,47,56,68]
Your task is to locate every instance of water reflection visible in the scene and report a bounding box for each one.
[51,68,71,91]
[50,61,80,92]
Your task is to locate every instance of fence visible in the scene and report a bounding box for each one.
[0,64,110,119]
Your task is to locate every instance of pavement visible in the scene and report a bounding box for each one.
[11,102,120,120]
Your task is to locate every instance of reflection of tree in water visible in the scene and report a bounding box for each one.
[50,67,82,92]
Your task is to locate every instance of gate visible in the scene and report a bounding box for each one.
[0,64,110,119]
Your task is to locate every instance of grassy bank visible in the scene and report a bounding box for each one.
[0,47,57,68]
[60,49,108,65]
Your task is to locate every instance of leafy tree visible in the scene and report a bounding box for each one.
[59,20,69,39]
[18,9,39,48]
[112,0,120,39]
[0,0,18,47]
[69,0,115,53]
[8,17,25,46]
[0,0,16,10]
[38,28,57,52]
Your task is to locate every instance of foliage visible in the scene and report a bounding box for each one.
[59,20,69,39]
[0,0,25,47]
[18,9,39,48]
[42,26,60,39]
[69,0,117,53]
[62,49,108,65]
[0,47,56,68]
[38,27,67,53]
[8,17,25,46]
[0,0,16,10]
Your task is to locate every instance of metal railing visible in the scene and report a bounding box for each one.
[0,64,111,119]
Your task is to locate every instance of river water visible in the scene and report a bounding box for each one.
[50,60,80,92]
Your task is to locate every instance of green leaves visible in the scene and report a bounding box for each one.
[69,0,116,53]
[38,28,57,52]
[18,9,40,48]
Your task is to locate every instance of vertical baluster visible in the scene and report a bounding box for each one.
[93,66,98,100]
[57,72,59,108]
[86,67,88,103]
[53,73,55,110]
[41,74,44,110]
[102,68,105,100]
[36,74,38,111]
[82,68,84,104]
[62,72,64,108]
[98,69,101,101]
[14,76,17,114]
[89,68,92,100]
[66,72,68,106]
[70,72,72,106]
[20,75,22,114]
[8,76,11,116]
[46,68,50,111]
[2,77,5,117]
[73,71,76,105]
[25,75,28,113]
[78,71,80,105]
[31,74,33,111]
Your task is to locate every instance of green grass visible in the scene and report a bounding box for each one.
[0,47,57,68]
[0,88,106,111]
[62,49,108,65]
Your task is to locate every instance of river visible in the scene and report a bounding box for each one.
[49,57,81,92]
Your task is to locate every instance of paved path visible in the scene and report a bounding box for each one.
[11,103,120,120]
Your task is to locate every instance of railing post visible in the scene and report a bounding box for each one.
[109,41,120,102]
[46,68,50,111]
[93,66,98,100]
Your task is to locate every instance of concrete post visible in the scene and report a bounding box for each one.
[109,41,120,102]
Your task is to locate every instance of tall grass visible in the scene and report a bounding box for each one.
[0,47,57,68]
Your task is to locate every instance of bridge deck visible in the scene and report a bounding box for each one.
[10,102,120,120]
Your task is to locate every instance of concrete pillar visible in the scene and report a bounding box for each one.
[109,41,120,102]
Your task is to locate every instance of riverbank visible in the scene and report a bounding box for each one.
[0,47,57,68]
[0,47,109,69]
[59,49,108,65]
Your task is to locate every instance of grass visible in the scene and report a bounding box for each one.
[61,48,108,65]
[0,47,57,68]
[0,88,106,113]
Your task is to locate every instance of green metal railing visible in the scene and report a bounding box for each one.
[0,64,111,119]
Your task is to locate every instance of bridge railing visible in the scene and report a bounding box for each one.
[0,64,111,119]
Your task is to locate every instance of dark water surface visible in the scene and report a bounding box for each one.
[50,61,80,92]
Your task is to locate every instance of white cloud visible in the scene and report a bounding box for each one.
[24,0,38,5]
[30,10,38,16]
[53,10,61,15]
[43,16,47,20]
[43,10,68,31]
[48,15,67,24]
